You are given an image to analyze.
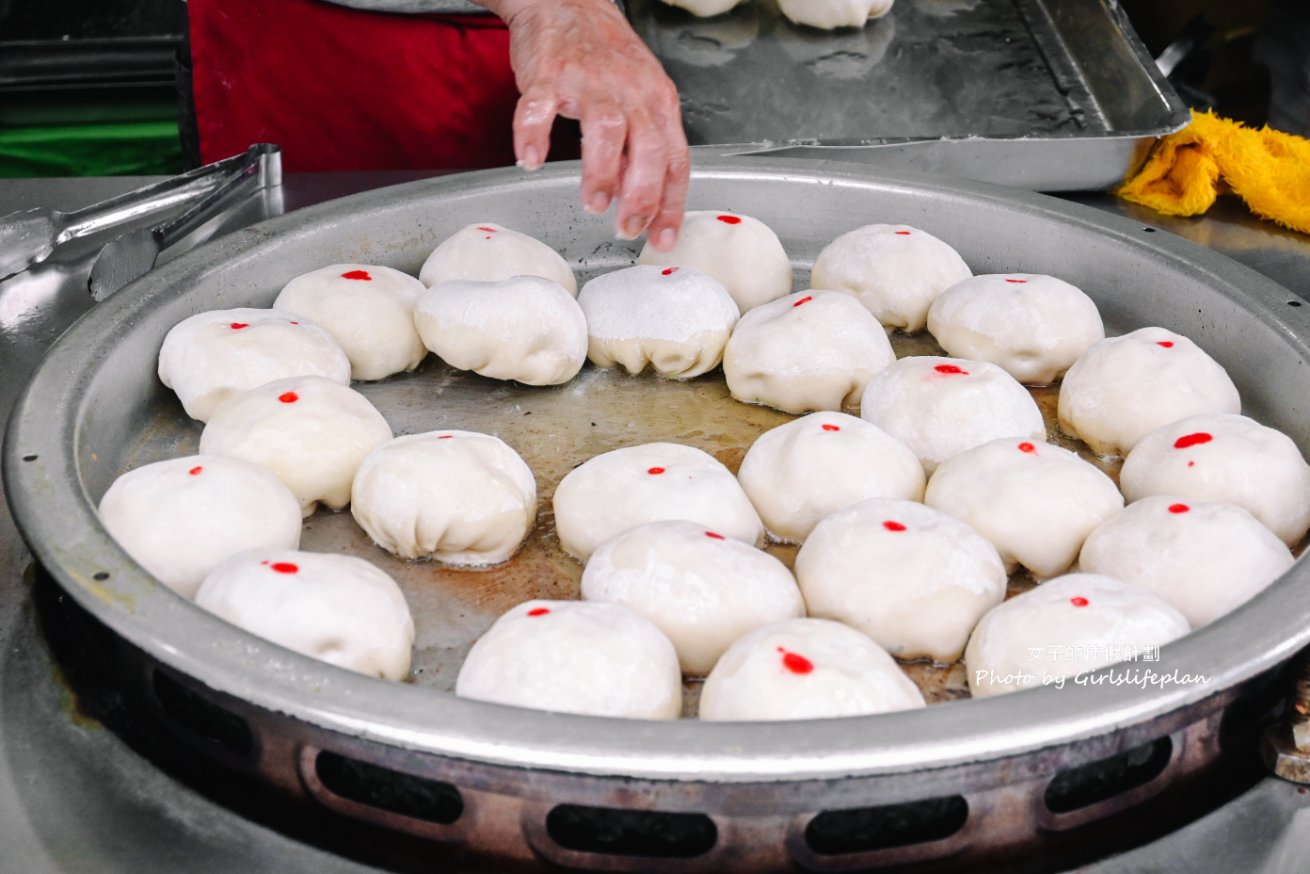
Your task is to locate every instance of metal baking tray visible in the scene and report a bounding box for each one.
[629,0,1190,191]
[6,157,1309,868]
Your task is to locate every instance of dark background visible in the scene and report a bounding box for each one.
[0,0,1303,177]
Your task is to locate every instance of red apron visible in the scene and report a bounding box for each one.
[189,0,574,172]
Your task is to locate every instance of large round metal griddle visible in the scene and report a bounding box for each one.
[6,157,1310,868]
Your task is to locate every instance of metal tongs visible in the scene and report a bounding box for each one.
[88,143,282,301]
[0,143,280,287]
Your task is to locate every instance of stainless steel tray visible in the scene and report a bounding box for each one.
[5,157,1309,868]
[630,0,1190,191]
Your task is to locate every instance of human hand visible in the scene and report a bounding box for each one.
[481,0,690,250]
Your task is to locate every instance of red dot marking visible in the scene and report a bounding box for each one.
[1018,442,1036,453]
[661,267,678,276]
[1187,461,1196,468]
[821,423,841,432]
[716,214,742,225]
[1157,340,1175,348]
[894,230,912,235]
[188,465,203,476]
[260,560,269,566]
[934,364,969,375]
[793,295,814,307]
[883,520,907,532]
[705,531,726,540]
[270,562,298,574]
[341,269,372,281]
[278,391,299,404]
[476,226,497,233]
[1174,432,1213,450]
[527,607,550,617]
[437,435,453,439]
[1070,596,1089,608]
[1005,278,1028,284]
[290,321,299,325]
[647,467,665,475]
[229,322,249,330]
[776,647,814,674]
[1169,503,1190,514]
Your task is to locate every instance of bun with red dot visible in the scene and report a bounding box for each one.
[1079,496,1293,628]
[723,290,895,413]
[199,376,393,516]
[698,617,925,721]
[273,264,428,381]
[414,275,587,386]
[455,600,682,719]
[637,211,793,313]
[860,356,1045,473]
[97,455,302,599]
[418,222,576,295]
[158,307,350,422]
[777,0,895,30]
[924,437,1122,579]
[737,411,924,543]
[581,520,804,675]
[926,273,1104,386]
[553,442,764,562]
[795,498,1006,663]
[810,224,971,332]
[1119,413,1310,545]
[964,573,1190,698]
[194,550,415,681]
[351,431,536,566]
[577,264,740,379]
[1057,327,1241,457]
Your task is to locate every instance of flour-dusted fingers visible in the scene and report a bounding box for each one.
[646,120,691,252]
[614,107,669,240]
[579,103,627,214]
[512,89,558,171]
[485,0,690,242]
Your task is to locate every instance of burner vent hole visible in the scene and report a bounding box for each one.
[804,795,968,855]
[545,804,717,858]
[315,751,463,825]
[152,670,254,756]
[1044,736,1172,814]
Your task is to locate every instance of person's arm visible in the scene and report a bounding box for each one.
[479,0,690,250]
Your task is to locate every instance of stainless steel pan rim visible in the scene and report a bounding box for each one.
[6,155,1310,785]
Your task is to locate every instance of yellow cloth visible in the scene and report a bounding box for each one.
[1116,109,1310,236]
